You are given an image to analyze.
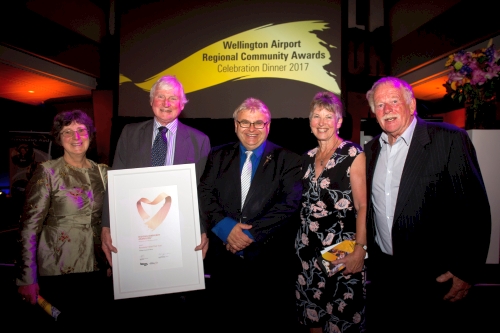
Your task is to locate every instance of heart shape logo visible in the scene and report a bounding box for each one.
[136,193,171,231]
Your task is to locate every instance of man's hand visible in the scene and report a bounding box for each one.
[18,283,39,305]
[101,227,118,266]
[194,232,209,259]
[436,271,471,302]
[226,224,253,252]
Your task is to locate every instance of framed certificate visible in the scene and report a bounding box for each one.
[108,164,205,299]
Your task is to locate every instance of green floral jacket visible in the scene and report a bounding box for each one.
[17,157,108,285]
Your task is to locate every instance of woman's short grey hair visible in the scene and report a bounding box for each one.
[366,77,415,113]
[309,92,344,121]
[232,98,271,122]
[149,76,188,105]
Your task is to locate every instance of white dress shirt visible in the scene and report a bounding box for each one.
[372,117,417,255]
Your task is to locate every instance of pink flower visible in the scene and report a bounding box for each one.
[317,201,327,209]
[311,204,323,212]
[302,261,310,270]
[313,211,328,219]
[348,146,357,157]
[303,168,311,179]
[306,308,319,322]
[326,302,333,314]
[344,292,353,300]
[334,198,351,210]
[309,221,319,232]
[298,274,306,285]
[338,301,347,313]
[325,159,336,169]
[448,70,466,83]
[486,64,500,80]
[353,312,361,324]
[471,69,487,85]
[328,322,341,333]
[301,233,309,245]
[317,281,325,288]
[313,290,322,300]
[322,233,335,246]
[308,147,318,157]
[320,178,330,189]
[295,291,301,299]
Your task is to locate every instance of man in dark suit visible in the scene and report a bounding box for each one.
[364,77,491,333]
[101,75,211,262]
[98,75,211,325]
[198,98,302,332]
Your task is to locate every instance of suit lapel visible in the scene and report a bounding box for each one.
[366,137,381,242]
[141,120,154,167]
[393,117,431,222]
[367,138,381,189]
[173,121,191,165]
[225,143,243,208]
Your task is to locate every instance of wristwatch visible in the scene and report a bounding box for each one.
[355,242,367,251]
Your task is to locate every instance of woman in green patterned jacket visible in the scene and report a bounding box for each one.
[17,110,110,321]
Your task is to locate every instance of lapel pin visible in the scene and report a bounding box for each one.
[264,154,272,166]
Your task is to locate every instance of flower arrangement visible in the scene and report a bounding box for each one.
[444,40,500,128]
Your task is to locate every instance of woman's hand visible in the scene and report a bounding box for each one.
[332,246,365,275]
[18,283,40,305]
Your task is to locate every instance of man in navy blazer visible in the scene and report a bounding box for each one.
[198,98,302,332]
[364,77,491,333]
[101,75,211,263]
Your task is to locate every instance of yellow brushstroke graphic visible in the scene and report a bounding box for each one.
[120,20,339,94]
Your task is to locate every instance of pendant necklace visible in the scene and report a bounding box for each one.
[319,137,340,166]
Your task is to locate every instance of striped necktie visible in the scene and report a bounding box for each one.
[241,151,253,208]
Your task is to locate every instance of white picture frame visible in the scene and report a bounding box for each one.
[108,164,205,299]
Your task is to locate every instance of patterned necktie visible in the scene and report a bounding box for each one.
[241,151,253,208]
[151,126,168,166]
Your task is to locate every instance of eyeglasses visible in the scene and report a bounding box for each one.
[60,128,88,138]
[236,120,268,129]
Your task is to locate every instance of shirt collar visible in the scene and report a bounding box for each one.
[154,118,178,134]
[379,116,417,146]
[239,141,266,159]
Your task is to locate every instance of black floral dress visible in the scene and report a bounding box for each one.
[295,141,365,333]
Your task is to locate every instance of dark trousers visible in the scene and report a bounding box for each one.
[365,250,473,333]
[204,245,300,333]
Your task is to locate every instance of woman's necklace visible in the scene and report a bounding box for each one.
[318,137,340,166]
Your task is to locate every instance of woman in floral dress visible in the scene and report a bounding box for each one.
[295,92,367,333]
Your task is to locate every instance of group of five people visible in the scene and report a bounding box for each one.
[16,75,491,332]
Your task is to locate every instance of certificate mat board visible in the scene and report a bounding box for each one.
[108,164,205,299]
